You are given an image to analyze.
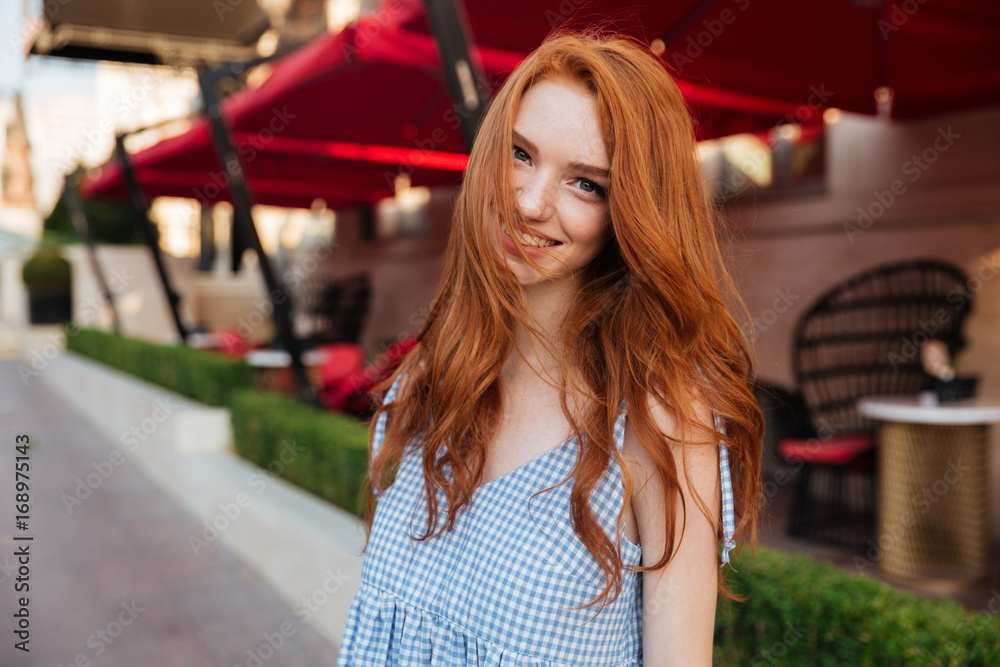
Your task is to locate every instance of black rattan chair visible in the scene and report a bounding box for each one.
[779,259,972,547]
[315,273,371,344]
[296,273,371,345]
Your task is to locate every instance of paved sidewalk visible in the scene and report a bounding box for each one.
[0,360,340,667]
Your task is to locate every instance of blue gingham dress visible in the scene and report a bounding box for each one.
[338,373,736,666]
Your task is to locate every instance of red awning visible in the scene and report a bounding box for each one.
[81,0,1000,210]
[411,0,1000,120]
[80,18,510,208]
[81,0,810,209]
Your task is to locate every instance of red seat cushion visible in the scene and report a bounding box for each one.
[778,434,875,465]
[322,337,417,414]
[213,328,262,359]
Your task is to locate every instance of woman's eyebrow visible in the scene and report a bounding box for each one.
[512,129,610,182]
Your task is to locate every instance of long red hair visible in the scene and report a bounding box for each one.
[362,27,763,614]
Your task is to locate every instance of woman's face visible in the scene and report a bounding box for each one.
[497,76,613,289]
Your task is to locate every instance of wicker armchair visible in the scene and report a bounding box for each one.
[295,273,371,345]
[779,259,972,546]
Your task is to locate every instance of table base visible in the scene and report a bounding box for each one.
[875,421,990,587]
[871,421,990,588]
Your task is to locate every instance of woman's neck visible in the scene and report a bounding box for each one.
[506,277,575,379]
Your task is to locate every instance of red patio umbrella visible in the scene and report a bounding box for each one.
[426,0,1000,120]
[79,14,525,208]
[80,0,809,209]
[82,0,1000,210]
[420,0,1000,119]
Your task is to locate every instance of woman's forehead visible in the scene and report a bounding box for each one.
[513,78,610,171]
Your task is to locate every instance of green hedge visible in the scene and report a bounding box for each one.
[714,547,1000,665]
[228,389,371,513]
[64,326,254,406]
[61,326,1000,663]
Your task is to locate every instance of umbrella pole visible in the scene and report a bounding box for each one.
[115,134,189,344]
[62,175,122,334]
[230,198,246,274]
[197,64,319,407]
[420,0,488,151]
[198,203,216,273]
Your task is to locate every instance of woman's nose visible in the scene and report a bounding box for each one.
[517,175,554,221]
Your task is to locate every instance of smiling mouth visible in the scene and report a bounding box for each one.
[503,228,562,248]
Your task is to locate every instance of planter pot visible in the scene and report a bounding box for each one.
[27,288,72,324]
[930,375,979,403]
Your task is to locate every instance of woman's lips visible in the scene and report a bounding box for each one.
[499,226,561,258]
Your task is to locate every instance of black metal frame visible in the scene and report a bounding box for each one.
[420,0,488,151]
[197,63,318,406]
[115,134,189,342]
[198,203,216,273]
[62,174,122,333]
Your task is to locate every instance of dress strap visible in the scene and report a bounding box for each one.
[714,411,737,568]
[693,363,737,569]
[370,372,405,496]
[612,396,735,567]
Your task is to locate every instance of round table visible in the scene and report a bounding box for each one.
[857,395,1000,591]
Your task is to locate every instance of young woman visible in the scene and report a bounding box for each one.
[338,28,763,667]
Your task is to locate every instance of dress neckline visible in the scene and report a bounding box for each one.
[469,435,579,496]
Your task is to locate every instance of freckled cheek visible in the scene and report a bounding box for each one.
[589,214,614,247]
[565,216,611,251]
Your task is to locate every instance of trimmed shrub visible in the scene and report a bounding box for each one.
[228,389,371,514]
[22,247,71,290]
[714,547,1000,665]
[44,180,145,245]
[64,326,254,406]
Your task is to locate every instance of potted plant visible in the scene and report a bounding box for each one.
[22,246,72,324]
[920,338,978,403]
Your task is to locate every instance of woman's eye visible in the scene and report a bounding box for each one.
[513,146,529,162]
[578,179,607,199]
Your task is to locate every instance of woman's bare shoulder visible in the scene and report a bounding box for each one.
[621,384,715,485]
